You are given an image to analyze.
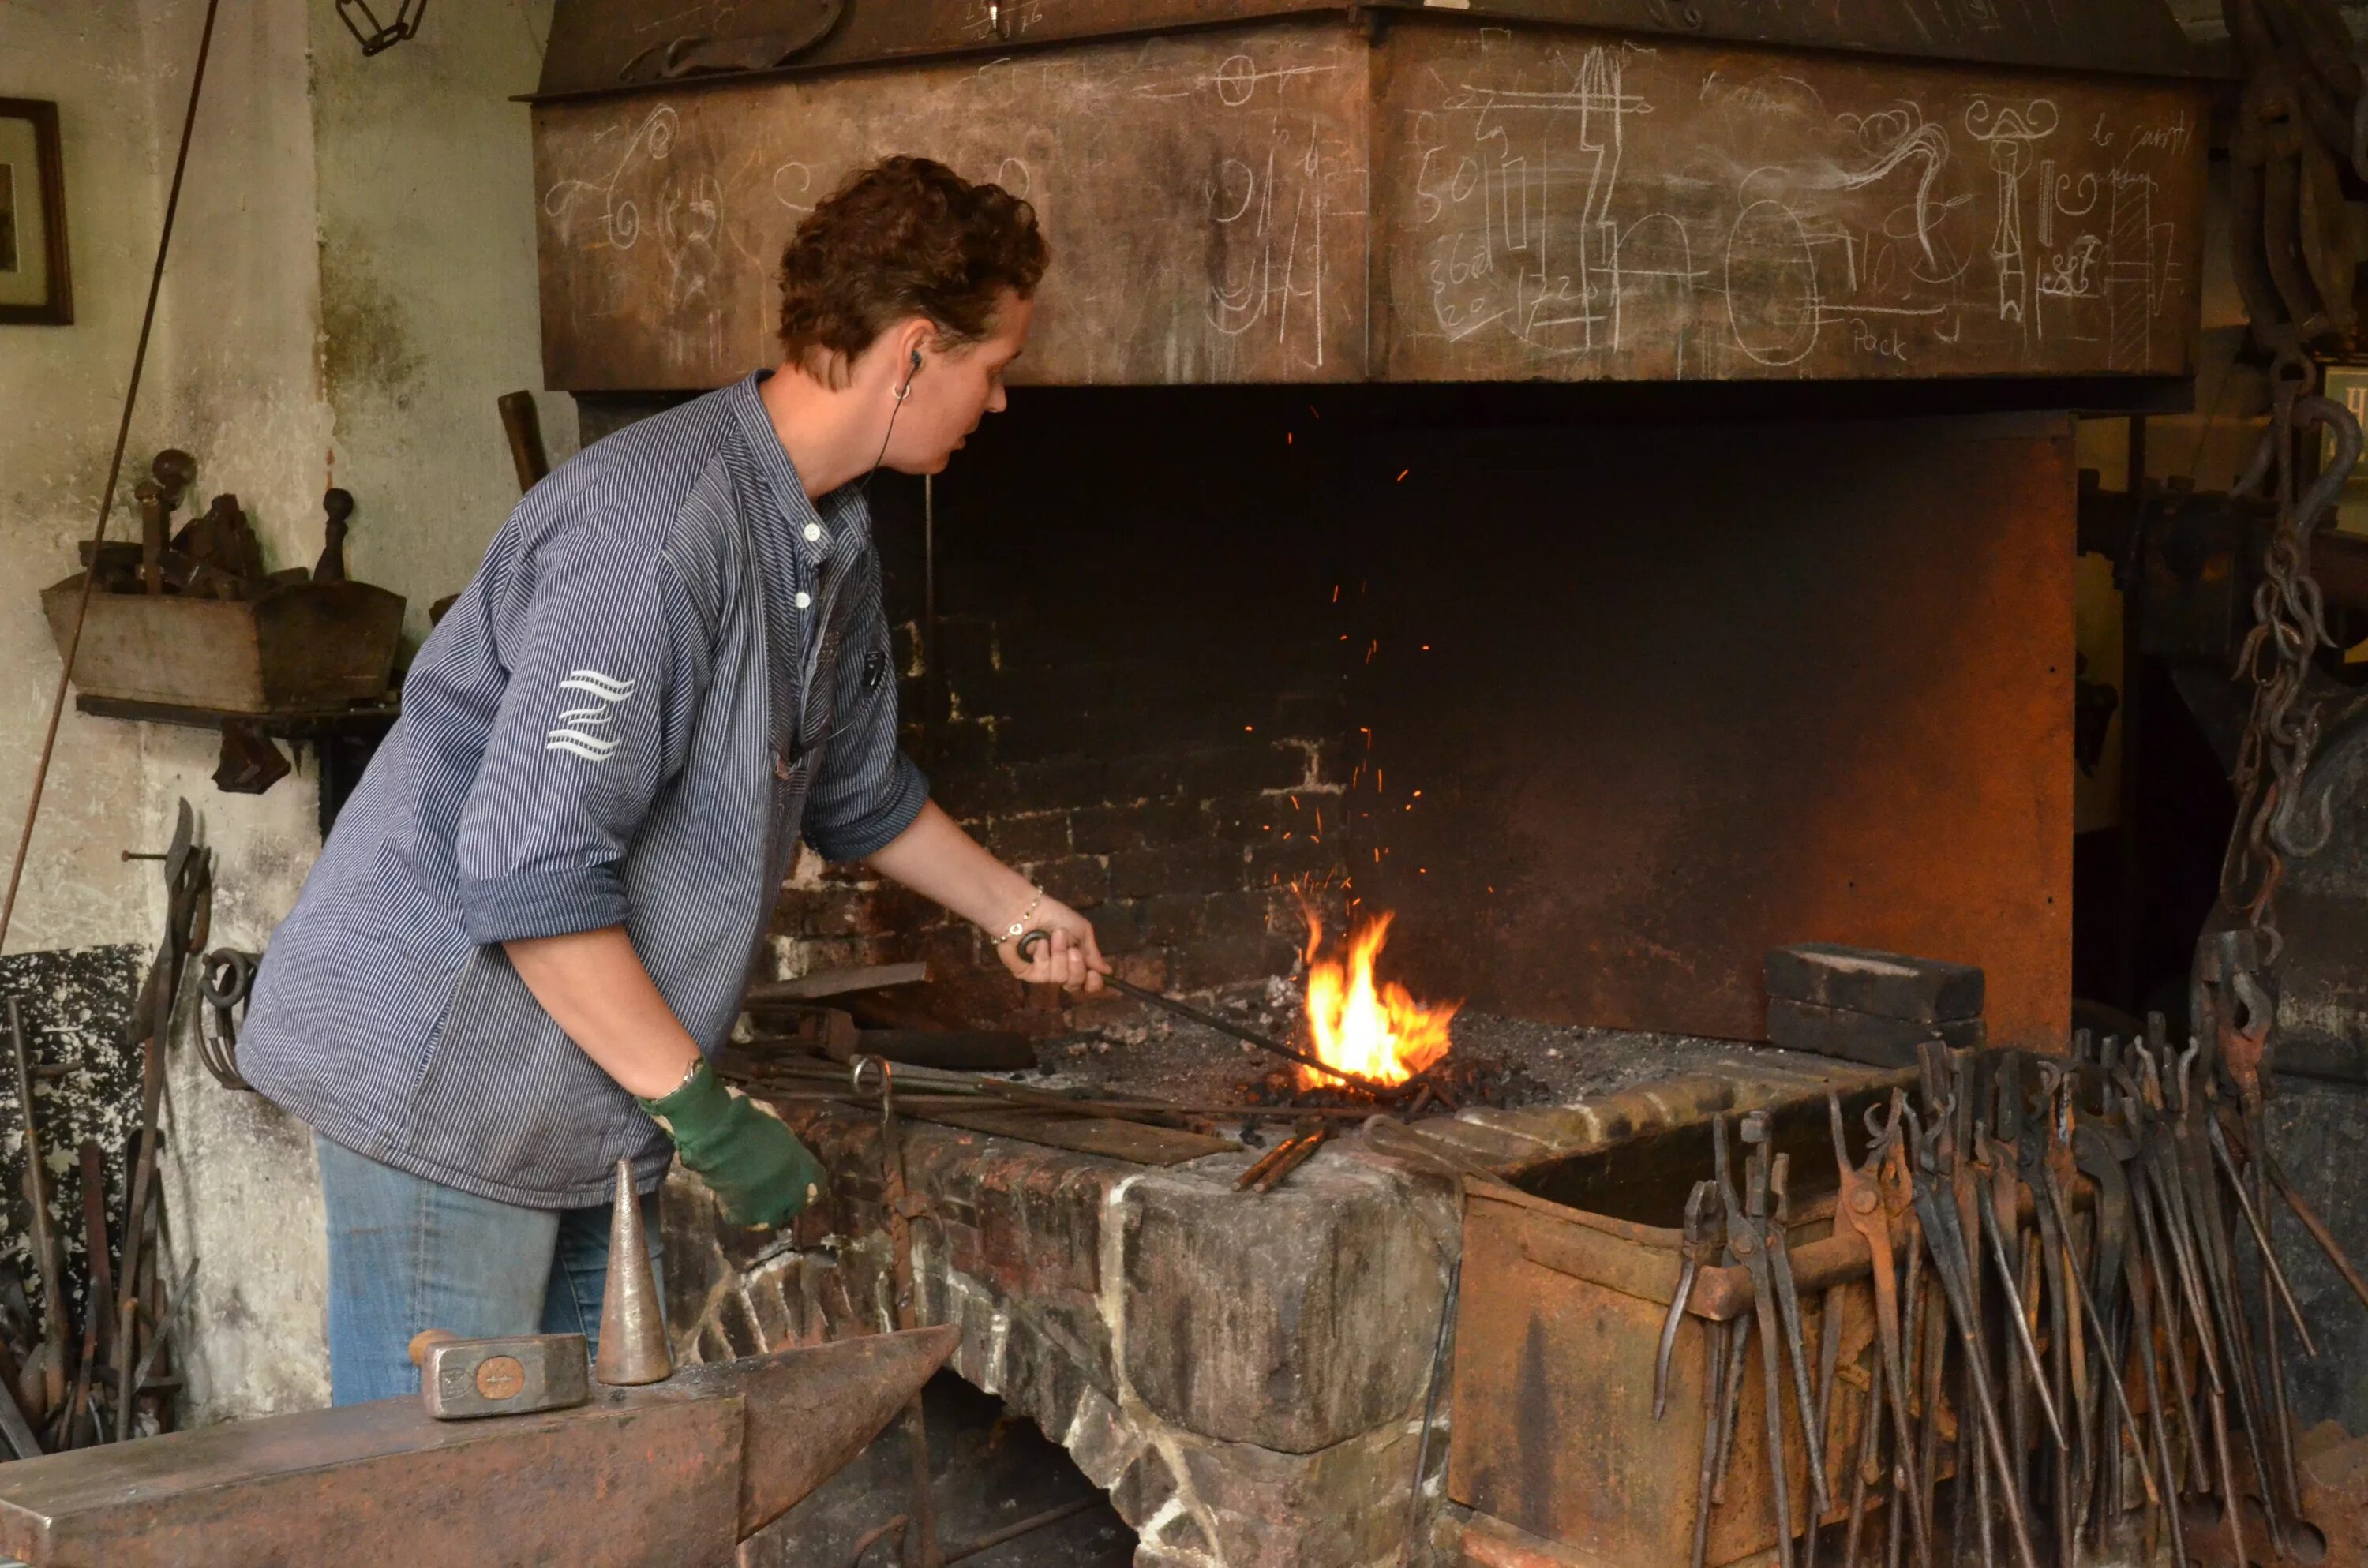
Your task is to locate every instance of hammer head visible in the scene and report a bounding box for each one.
[410,1331,590,1421]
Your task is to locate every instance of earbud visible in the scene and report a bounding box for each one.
[895,347,922,403]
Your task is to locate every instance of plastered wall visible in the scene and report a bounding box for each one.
[0,0,565,1422]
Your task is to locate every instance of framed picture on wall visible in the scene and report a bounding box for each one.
[0,98,72,326]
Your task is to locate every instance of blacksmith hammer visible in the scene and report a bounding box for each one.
[407,1330,589,1421]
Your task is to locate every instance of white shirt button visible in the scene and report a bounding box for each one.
[804,523,822,543]
[794,591,812,610]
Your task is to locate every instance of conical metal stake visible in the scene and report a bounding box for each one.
[595,1158,673,1386]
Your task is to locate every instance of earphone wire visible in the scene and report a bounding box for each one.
[858,350,921,504]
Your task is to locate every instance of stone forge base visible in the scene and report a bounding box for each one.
[661,1050,1889,1568]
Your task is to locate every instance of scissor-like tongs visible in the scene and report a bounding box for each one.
[1657,1178,1720,1420]
[1830,1090,1928,1568]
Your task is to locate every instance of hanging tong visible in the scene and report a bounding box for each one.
[1830,1091,1928,1568]
[1766,1146,1833,1520]
[1734,1112,1798,1568]
[1902,1102,2040,1568]
[1657,1179,1718,1420]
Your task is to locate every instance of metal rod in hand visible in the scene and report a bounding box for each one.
[1016,930,1399,1095]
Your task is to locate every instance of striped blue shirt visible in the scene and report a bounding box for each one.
[240,374,927,1208]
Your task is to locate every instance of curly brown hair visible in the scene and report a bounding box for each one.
[776,156,1050,387]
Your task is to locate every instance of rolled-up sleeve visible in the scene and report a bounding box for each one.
[454,529,709,942]
[802,557,928,863]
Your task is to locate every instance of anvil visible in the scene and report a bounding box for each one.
[0,1326,958,1567]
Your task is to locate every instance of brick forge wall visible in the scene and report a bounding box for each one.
[768,388,1366,1032]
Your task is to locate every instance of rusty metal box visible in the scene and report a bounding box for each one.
[1449,1095,1890,1568]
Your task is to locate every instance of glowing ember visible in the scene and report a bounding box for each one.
[1298,908,1459,1089]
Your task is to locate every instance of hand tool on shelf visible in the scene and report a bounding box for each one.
[1707,1117,1754,1511]
[2119,1085,2205,1501]
[2205,1078,2312,1528]
[1902,1106,2038,1568]
[2071,1106,2142,1546]
[1939,1048,1992,1568]
[1838,1340,1885,1568]
[1688,1274,1730,1568]
[2204,1103,2310,1349]
[2129,1046,2245,1563]
[1690,1127,1737,1568]
[1655,1179,1715,1421]
[1016,930,1405,1098]
[1828,1091,1926,1568]
[1733,1113,1797,1568]
[1904,1050,1948,1563]
[2169,1045,2289,1554]
[2030,1143,2157,1514]
[2013,1071,2085,1552]
[1971,1169,2061,1449]
[1766,1151,1834,1517]
[1800,1274,1847,1568]
[1875,1101,1925,1568]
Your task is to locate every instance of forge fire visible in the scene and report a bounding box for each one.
[1298,909,1459,1090]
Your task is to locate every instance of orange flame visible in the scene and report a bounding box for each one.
[1298,907,1459,1088]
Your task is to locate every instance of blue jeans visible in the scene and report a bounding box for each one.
[315,1135,665,1406]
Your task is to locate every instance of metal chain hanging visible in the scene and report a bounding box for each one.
[2217,0,2368,975]
[335,0,427,57]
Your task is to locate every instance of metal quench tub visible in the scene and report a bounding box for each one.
[1449,1083,1907,1568]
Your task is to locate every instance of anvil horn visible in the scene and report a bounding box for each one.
[733,1322,959,1536]
[0,1327,962,1566]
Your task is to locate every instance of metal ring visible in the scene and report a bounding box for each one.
[200,948,257,1009]
[850,1055,890,1097]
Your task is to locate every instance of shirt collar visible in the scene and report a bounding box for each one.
[727,371,866,561]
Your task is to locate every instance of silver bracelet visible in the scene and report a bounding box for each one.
[988,886,1046,948]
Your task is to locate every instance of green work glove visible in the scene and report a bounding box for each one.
[639,1060,826,1230]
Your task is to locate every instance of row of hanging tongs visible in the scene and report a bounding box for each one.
[1665,1025,2362,1568]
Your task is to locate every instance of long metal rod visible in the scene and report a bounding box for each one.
[1017,931,1400,1095]
[2036,1166,2159,1509]
[1100,975,1397,1093]
[2206,1120,2312,1351]
[0,0,223,956]
[940,1496,1100,1565]
[2265,1151,2368,1313]
[1974,1183,2064,1448]
[1908,1178,2040,1568]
